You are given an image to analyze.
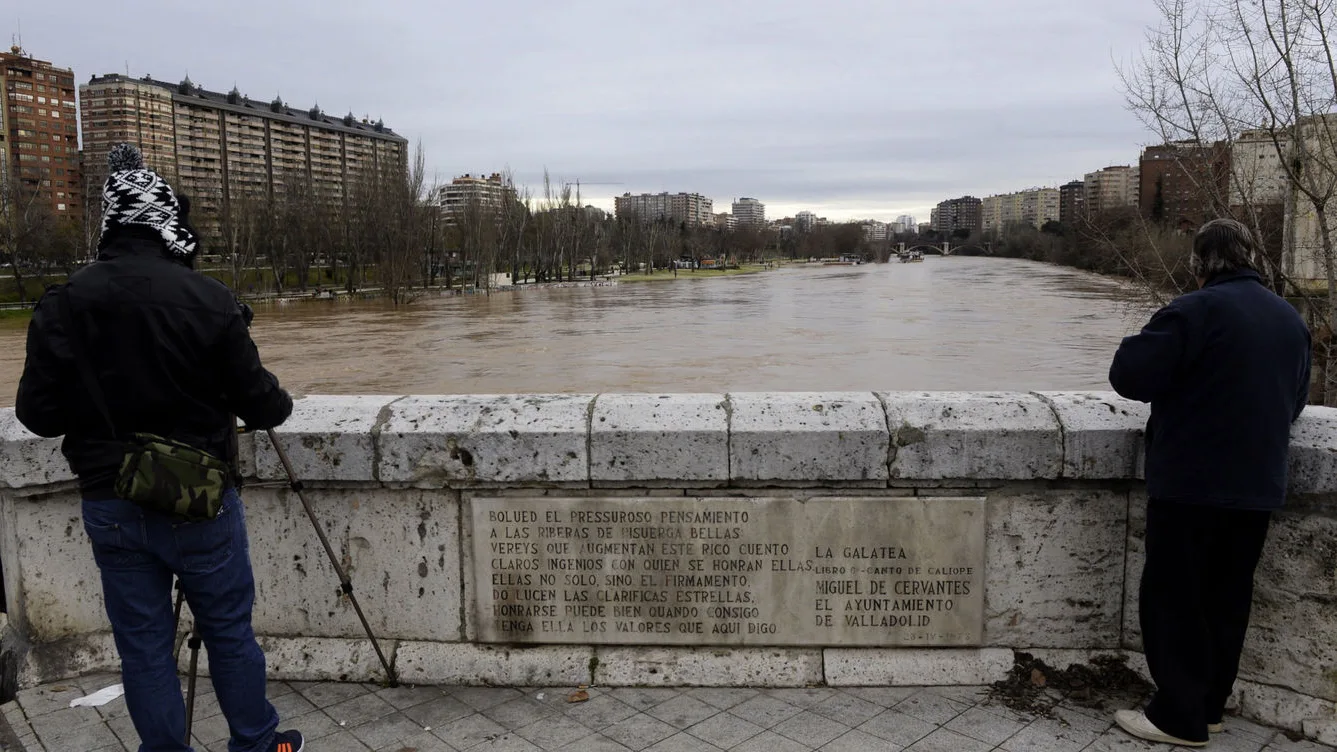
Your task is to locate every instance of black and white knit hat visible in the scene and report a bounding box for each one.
[98,143,199,261]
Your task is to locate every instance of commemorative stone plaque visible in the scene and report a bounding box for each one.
[471,496,985,646]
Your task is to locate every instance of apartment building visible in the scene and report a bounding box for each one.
[931,196,983,235]
[731,197,765,228]
[614,191,714,226]
[861,220,889,243]
[1059,180,1086,225]
[1083,166,1139,214]
[1138,142,1230,229]
[1,46,81,219]
[795,211,817,232]
[982,188,1060,233]
[80,74,408,237]
[714,212,737,230]
[437,173,518,221]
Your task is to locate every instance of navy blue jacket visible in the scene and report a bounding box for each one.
[1109,269,1310,510]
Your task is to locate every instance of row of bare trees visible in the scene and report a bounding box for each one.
[0,171,83,303]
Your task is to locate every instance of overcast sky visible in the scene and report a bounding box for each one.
[14,0,1166,222]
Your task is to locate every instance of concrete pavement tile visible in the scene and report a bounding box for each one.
[685,688,759,710]
[905,727,993,752]
[553,732,631,751]
[15,684,86,719]
[731,729,812,752]
[292,680,371,707]
[1223,717,1280,743]
[270,689,318,719]
[643,695,719,730]
[646,732,726,752]
[772,709,851,748]
[944,705,1029,746]
[685,712,766,749]
[266,680,295,698]
[1263,739,1337,752]
[402,695,476,728]
[433,712,507,750]
[351,711,430,750]
[449,687,525,712]
[730,694,803,729]
[808,692,884,727]
[1208,730,1276,752]
[375,684,449,710]
[1083,726,1177,751]
[926,685,991,705]
[821,728,905,751]
[514,713,595,749]
[187,709,231,746]
[326,692,397,727]
[895,690,969,726]
[470,732,544,751]
[481,697,558,729]
[16,733,41,752]
[764,688,837,709]
[600,712,679,751]
[285,708,345,741]
[560,694,638,730]
[32,716,122,750]
[388,730,459,751]
[840,686,918,707]
[106,712,139,749]
[1000,717,1102,752]
[857,708,939,748]
[298,730,372,750]
[606,688,683,711]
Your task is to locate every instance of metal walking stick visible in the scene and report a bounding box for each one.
[265,428,399,687]
[172,580,203,745]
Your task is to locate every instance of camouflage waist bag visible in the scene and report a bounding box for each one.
[115,434,230,522]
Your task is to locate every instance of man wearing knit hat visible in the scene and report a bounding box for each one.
[16,144,303,752]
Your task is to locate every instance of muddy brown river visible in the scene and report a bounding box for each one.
[0,257,1155,407]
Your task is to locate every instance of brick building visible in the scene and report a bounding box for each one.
[0,46,81,220]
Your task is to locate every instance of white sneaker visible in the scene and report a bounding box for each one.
[1208,722,1224,733]
[1114,709,1208,747]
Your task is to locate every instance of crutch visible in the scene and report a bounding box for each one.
[265,428,399,687]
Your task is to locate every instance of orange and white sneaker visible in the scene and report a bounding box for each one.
[1114,710,1207,747]
[269,729,304,752]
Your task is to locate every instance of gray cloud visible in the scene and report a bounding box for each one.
[16,0,1164,219]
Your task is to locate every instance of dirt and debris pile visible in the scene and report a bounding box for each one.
[989,652,1153,715]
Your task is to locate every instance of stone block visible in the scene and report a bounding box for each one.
[0,409,73,489]
[1122,494,1146,651]
[1235,678,1336,735]
[590,393,728,485]
[19,633,119,688]
[252,396,397,482]
[881,392,1062,480]
[8,494,106,642]
[395,642,592,686]
[185,636,399,683]
[244,487,461,642]
[378,395,593,486]
[729,393,888,484]
[595,647,822,686]
[1288,406,1337,495]
[985,490,1127,649]
[1036,392,1148,479]
[824,648,1013,686]
[1240,509,1337,702]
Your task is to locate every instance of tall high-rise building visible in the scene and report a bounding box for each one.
[614,192,713,226]
[1083,165,1139,214]
[795,211,817,232]
[437,173,517,222]
[731,197,765,228]
[1059,180,1086,224]
[982,188,1060,232]
[0,45,81,219]
[931,196,983,234]
[1139,142,1230,229]
[80,74,408,238]
[894,215,916,233]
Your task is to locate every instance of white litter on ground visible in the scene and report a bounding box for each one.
[69,684,125,708]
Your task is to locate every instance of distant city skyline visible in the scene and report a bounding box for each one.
[12,1,1166,224]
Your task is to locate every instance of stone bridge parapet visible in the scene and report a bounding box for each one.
[1,392,1334,742]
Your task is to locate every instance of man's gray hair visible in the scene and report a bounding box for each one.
[1190,218,1257,278]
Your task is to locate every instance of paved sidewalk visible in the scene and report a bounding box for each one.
[2,673,1333,752]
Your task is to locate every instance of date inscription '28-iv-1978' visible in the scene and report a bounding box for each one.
[471,496,985,646]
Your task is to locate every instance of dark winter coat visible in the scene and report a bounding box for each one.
[1109,269,1311,510]
[15,231,292,499]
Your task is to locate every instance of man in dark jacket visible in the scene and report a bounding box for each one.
[1109,218,1311,747]
[16,144,303,752]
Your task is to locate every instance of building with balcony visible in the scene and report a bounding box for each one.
[731,197,765,228]
[931,196,983,235]
[79,74,408,239]
[1138,142,1230,229]
[437,173,518,222]
[614,192,714,226]
[1083,166,1139,215]
[982,188,1060,233]
[1,46,81,219]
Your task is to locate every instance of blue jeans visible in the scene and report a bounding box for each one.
[82,489,279,752]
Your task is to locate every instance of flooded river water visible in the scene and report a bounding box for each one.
[0,257,1155,407]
